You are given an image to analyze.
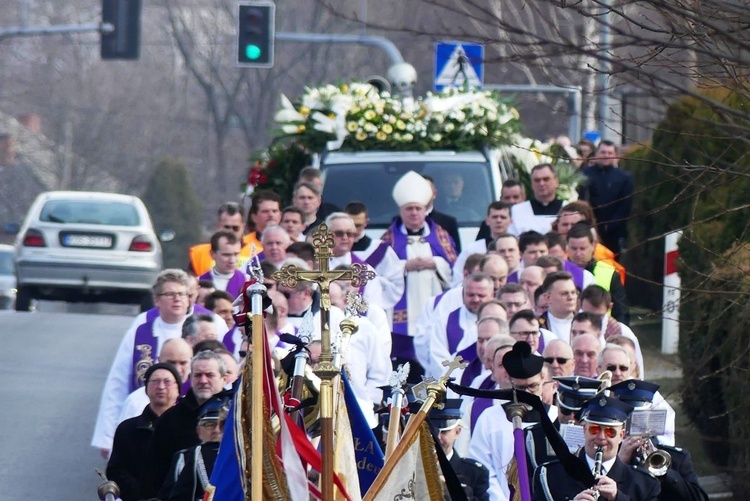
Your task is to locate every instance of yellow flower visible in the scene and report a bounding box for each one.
[356,130,367,141]
[341,84,349,92]
[396,120,406,131]
[364,110,376,120]
[299,106,310,115]
[382,124,393,134]
[376,131,387,141]
[346,121,359,132]
[298,125,306,133]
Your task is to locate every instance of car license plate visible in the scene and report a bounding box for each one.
[62,234,113,248]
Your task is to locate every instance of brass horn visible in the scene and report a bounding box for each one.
[640,438,672,476]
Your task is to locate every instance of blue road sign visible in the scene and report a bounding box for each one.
[434,41,484,92]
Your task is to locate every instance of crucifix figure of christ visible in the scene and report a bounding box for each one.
[272,222,376,500]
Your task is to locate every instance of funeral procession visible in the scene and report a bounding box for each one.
[1,0,747,499]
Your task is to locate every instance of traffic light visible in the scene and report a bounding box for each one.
[101,0,141,60]
[236,2,275,68]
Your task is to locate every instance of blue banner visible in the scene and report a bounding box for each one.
[208,391,244,501]
[342,371,385,495]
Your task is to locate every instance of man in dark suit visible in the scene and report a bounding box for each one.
[533,394,661,500]
[423,175,462,252]
[429,399,490,501]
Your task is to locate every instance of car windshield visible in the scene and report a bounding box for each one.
[39,200,140,226]
[321,160,493,227]
[0,251,12,275]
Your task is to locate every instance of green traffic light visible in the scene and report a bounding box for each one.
[245,44,262,60]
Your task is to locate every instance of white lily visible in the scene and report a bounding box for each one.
[275,94,306,123]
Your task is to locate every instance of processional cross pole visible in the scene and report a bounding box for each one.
[272,223,375,500]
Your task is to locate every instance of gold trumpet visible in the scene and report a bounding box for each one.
[638,437,672,476]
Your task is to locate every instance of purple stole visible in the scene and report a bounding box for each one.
[364,242,390,269]
[145,307,158,323]
[538,311,551,332]
[180,379,191,397]
[382,218,458,356]
[131,319,158,393]
[222,326,239,355]
[446,308,477,363]
[562,260,585,290]
[537,333,546,354]
[470,376,498,430]
[507,270,519,284]
[200,269,246,299]
[460,357,484,386]
[433,291,447,309]
[193,304,213,316]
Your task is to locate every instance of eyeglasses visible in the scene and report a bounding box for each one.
[147,378,177,387]
[544,357,571,365]
[222,225,242,232]
[332,230,357,238]
[158,291,188,299]
[606,364,630,372]
[513,381,541,393]
[198,420,219,429]
[511,330,540,339]
[587,423,619,438]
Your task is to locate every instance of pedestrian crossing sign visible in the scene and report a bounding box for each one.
[434,42,484,92]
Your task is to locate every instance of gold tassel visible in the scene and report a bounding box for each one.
[506,457,520,501]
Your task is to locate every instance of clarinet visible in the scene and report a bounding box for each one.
[592,445,604,500]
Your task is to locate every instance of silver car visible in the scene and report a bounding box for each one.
[0,244,16,309]
[14,191,162,311]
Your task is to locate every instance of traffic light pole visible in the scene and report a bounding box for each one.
[0,23,107,41]
[276,32,404,65]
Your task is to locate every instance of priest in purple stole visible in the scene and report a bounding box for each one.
[92,269,193,458]
[414,273,493,379]
[198,230,247,300]
[381,171,457,368]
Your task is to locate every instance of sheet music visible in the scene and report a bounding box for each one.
[628,409,668,436]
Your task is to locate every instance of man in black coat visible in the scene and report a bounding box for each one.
[580,141,633,255]
[106,362,182,501]
[533,394,660,501]
[141,350,230,498]
[429,399,489,501]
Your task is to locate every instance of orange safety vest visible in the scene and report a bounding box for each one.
[189,232,263,276]
[594,243,626,285]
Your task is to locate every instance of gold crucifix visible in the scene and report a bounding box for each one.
[271,222,375,500]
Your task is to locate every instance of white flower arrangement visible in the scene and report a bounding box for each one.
[274,83,521,152]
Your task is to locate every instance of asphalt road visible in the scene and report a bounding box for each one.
[0,302,135,500]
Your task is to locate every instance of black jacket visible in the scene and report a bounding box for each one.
[533,450,661,501]
[429,210,462,253]
[164,441,221,501]
[106,405,159,501]
[450,451,490,501]
[645,444,708,501]
[141,390,229,498]
[581,164,634,251]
